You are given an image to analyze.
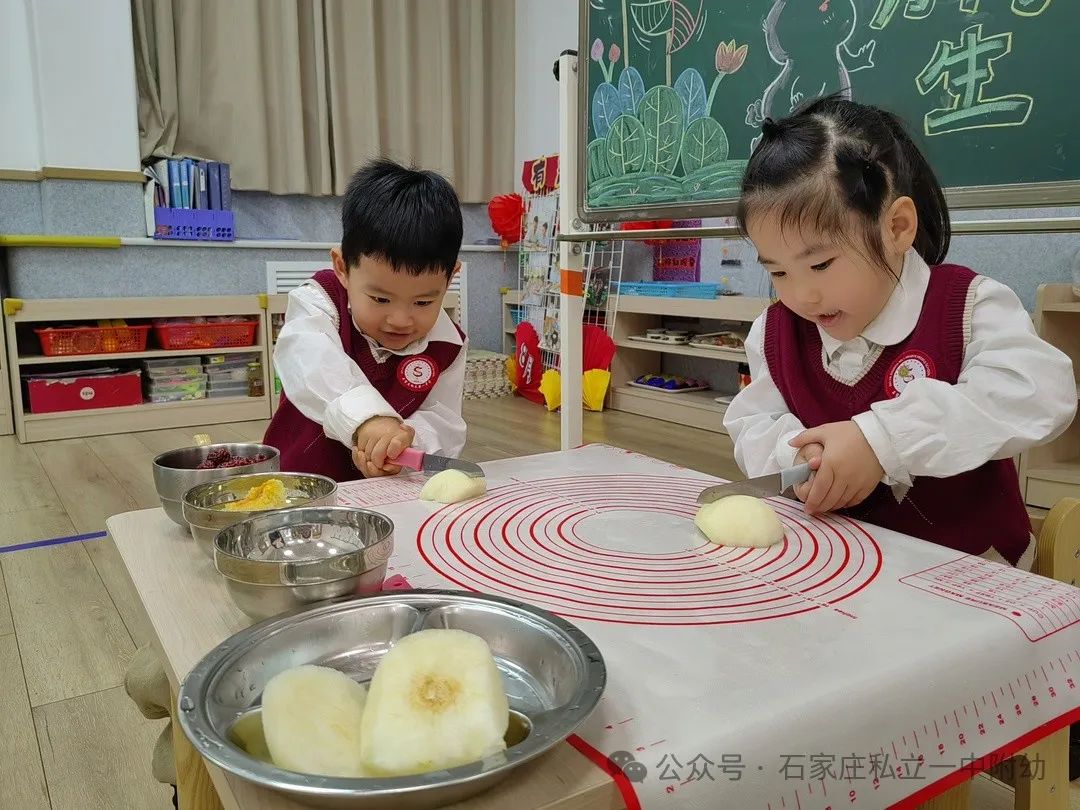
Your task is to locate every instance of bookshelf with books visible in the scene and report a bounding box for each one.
[142,157,235,241]
[4,296,271,442]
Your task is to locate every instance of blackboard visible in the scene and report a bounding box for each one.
[578,0,1079,222]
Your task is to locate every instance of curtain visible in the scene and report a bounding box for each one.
[131,0,514,200]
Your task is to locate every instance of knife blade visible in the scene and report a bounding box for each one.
[396,448,485,478]
[695,463,812,504]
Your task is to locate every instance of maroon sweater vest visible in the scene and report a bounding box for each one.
[763,263,1031,565]
[263,270,465,482]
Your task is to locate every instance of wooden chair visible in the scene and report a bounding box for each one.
[920,497,1080,810]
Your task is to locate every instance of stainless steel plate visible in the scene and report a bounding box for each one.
[178,591,607,809]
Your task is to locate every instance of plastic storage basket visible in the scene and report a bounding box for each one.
[153,321,258,350]
[613,281,723,299]
[35,325,152,356]
[153,208,235,241]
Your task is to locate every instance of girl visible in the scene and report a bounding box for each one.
[723,95,1076,569]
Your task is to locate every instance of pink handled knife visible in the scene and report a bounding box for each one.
[395,448,485,478]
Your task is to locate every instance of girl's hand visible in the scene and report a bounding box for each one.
[790,422,883,515]
[792,441,824,503]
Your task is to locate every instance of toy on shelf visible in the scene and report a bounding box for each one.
[688,331,747,351]
[630,374,710,394]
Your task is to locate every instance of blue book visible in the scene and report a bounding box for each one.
[219,162,231,210]
[179,159,191,208]
[168,160,181,209]
[207,162,221,209]
[196,162,209,209]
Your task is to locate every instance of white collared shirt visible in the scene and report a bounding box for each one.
[723,250,1077,488]
[274,281,468,457]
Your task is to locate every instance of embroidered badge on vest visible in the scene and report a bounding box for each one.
[885,350,936,398]
[398,355,440,392]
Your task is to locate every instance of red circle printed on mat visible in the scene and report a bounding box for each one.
[416,474,882,627]
[885,350,936,398]
[398,355,439,392]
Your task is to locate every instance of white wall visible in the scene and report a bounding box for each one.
[514,0,578,173]
[0,0,140,172]
[0,0,42,171]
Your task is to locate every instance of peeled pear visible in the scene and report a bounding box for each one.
[360,629,509,776]
[419,469,487,504]
[260,664,369,777]
[694,494,785,548]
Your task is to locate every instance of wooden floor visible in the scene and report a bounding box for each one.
[0,395,1072,809]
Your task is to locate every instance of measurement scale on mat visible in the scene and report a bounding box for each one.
[759,650,1080,810]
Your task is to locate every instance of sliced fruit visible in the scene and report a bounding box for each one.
[260,664,368,777]
[360,629,510,776]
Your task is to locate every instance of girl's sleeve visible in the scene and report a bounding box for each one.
[722,313,808,477]
[851,276,1077,485]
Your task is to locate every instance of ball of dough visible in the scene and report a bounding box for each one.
[260,664,368,777]
[694,495,785,548]
[420,469,487,504]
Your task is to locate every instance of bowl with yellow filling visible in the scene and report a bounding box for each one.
[182,473,338,559]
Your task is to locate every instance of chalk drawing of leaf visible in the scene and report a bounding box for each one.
[640,85,684,175]
[606,115,648,176]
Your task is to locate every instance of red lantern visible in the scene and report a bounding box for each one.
[488,194,525,246]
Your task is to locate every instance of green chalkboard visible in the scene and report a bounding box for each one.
[578,0,1079,222]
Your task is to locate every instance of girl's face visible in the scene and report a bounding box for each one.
[747,204,913,342]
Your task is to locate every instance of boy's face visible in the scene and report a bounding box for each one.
[331,248,454,350]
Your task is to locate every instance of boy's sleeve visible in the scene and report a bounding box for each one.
[274,284,400,448]
[722,314,806,477]
[404,337,468,458]
[852,276,1077,484]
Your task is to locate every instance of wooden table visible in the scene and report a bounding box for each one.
[108,494,1080,810]
[108,507,622,810]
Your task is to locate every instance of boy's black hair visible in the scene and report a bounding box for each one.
[340,158,463,279]
[737,94,950,274]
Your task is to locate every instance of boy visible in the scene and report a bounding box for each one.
[264,159,468,481]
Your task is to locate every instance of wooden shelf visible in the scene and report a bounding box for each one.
[18,395,270,443]
[614,294,769,321]
[6,295,263,322]
[609,385,729,434]
[1026,462,1080,487]
[5,295,272,442]
[19,345,262,366]
[615,339,746,363]
[1019,284,1080,509]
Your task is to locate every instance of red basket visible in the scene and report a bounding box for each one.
[35,325,152,357]
[154,320,258,350]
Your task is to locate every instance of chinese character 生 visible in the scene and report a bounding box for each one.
[915,24,1033,136]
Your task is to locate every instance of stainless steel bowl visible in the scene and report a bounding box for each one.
[153,442,280,527]
[178,591,607,809]
[182,473,338,559]
[214,506,394,620]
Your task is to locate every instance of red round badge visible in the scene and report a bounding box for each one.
[884,350,936,398]
[398,355,440,392]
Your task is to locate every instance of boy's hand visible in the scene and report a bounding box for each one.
[791,441,824,503]
[790,422,882,515]
[352,446,401,478]
[353,417,415,476]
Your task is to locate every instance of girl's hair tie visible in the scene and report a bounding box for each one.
[761,117,780,137]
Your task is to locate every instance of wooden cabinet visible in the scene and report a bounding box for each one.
[1019,284,1080,509]
[4,296,272,442]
